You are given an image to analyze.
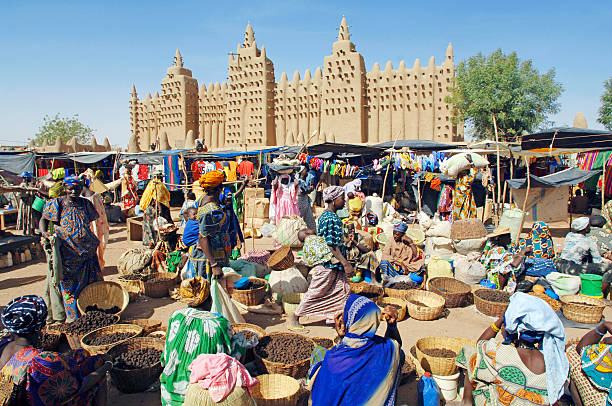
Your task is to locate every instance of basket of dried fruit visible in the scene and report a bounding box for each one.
[125,319,163,336]
[408,345,426,378]
[143,272,180,298]
[428,277,471,308]
[81,324,143,355]
[416,337,476,376]
[377,297,408,322]
[267,246,295,271]
[76,281,129,316]
[61,311,120,350]
[117,274,146,297]
[350,282,384,302]
[33,329,62,351]
[473,289,510,317]
[528,292,562,312]
[107,337,165,393]
[251,374,301,406]
[384,281,422,299]
[232,278,267,306]
[232,323,267,340]
[405,290,445,321]
[312,337,335,350]
[254,332,316,379]
[560,295,605,324]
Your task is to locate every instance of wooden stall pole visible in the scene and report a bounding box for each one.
[603,153,607,211]
[518,156,531,240]
[381,134,399,200]
[492,113,502,225]
[250,151,264,251]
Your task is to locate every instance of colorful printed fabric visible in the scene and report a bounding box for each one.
[603,200,612,234]
[121,174,138,211]
[84,193,109,270]
[480,240,521,293]
[318,211,344,248]
[509,221,555,259]
[378,260,403,279]
[560,232,604,265]
[456,339,550,406]
[302,236,334,267]
[188,201,231,278]
[164,155,180,191]
[1,295,47,335]
[451,168,477,222]
[566,343,607,406]
[42,198,102,321]
[140,179,171,211]
[309,294,401,406]
[0,339,40,405]
[573,343,610,406]
[588,227,612,255]
[294,265,351,322]
[188,353,258,402]
[160,309,246,406]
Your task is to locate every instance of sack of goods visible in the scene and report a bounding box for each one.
[451,219,488,255]
[273,216,307,247]
[440,152,489,178]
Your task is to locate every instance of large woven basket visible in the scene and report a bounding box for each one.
[473,289,510,317]
[377,297,408,322]
[232,323,267,339]
[405,228,426,246]
[529,292,562,312]
[560,295,605,324]
[125,319,163,336]
[80,324,143,355]
[76,281,129,316]
[63,314,120,350]
[385,282,422,299]
[312,337,335,350]
[405,290,445,321]
[267,246,294,271]
[416,337,477,376]
[116,277,145,297]
[232,278,267,306]
[251,374,300,406]
[450,218,487,240]
[107,337,164,393]
[350,282,384,302]
[143,272,179,298]
[282,293,303,315]
[428,277,471,308]
[254,332,316,379]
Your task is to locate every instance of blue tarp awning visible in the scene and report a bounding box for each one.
[505,168,601,189]
[0,152,35,175]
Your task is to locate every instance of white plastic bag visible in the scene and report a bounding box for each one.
[452,237,488,255]
[418,211,432,231]
[260,222,275,238]
[546,272,581,296]
[268,267,309,295]
[210,279,245,324]
[425,236,454,258]
[425,219,452,238]
[454,257,487,285]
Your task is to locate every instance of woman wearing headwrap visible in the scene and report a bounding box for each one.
[219,185,245,259]
[343,178,364,201]
[47,168,66,199]
[451,165,478,222]
[363,212,384,249]
[480,227,530,293]
[456,292,568,406]
[81,176,110,270]
[120,162,138,216]
[289,231,351,330]
[140,171,172,247]
[0,295,111,405]
[39,176,102,321]
[317,186,354,275]
[342,196,363,231]
[509,221,557,278]
[378,222,425,280]
[344,222,378,283]
[296,166,317,231]
[309,294,403,406]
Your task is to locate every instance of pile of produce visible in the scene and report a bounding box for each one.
[421,348,457,358]
[119,274,148,281]
[32,331,59,351]
[476,289,510,303]
[313,338,333,348]
[358,291,381,300]
[256,335,314,363]
[84,305,120,314]
[61,311,117,335]
[238,330,260,341]
[114,348,162,370]
[84,332,136,346]
[389,281,419,290]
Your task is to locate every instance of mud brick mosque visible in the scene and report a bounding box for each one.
[128,17,463,151]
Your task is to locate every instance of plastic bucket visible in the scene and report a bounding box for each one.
[432,372,459,401]
[32,196,45,212]
[580,274,603,298]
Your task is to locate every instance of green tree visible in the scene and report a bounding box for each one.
[31,113,95,145]
[446,49,563,140]
[598,78,612,130]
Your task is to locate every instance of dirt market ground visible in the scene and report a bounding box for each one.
[0,220,606,405]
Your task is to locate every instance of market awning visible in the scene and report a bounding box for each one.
[0,151,35,175]
[117,150,186,165]
[68,152,116,164]
[276,142,385,157]
[521,127,612,151]
[505,168,600,189]
[182,147,281,159]
[375,140,460,151]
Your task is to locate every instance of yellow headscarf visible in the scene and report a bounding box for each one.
[140,179,170,211]
[199,170,225,190]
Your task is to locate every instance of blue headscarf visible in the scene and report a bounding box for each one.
[1,295,47,335]
[63,175,81,186]
[393,222,408,233]
[20,171,33,179]
[309,294,401,406]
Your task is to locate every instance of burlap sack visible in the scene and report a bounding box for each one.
[273,215,307,247]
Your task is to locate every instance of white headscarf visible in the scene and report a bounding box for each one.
[571,216,589,232]
[344,179,362,194]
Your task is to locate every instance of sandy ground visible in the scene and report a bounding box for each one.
[0,217,607,405]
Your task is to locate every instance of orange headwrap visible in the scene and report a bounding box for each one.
[199,170,224,190]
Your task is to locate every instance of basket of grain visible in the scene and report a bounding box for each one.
[350,282,384,302]
[80,324,143,355]
[116,275,146,297]
[107,337,165,393]
[251,374,300,406]
[143,272,180,298]
[428,277,471,308]
[528,292,562,312]
[267,246,295,271]
[384,281,423,299]
[76,281,129,316]
[473,289,510,317]
[560,295,605,324]
[232,277,268,306]
[405,290,445,321]
[312,337,335,350]
[125,318,163,336]
[376,297,408,322]
[254,332,316,379]
[416,336,476,376]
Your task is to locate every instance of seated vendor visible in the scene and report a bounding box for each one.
[456,292,568,406]
[362,211,384,248]
[480,227,530,293]
[509,221,557,278]
[588,215,612,255]
[308,294,403,406]
[342,196,363,231]
[344,222,378,283]
[377,222,424,281]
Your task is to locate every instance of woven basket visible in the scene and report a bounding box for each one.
[267,246,294,271]
[35,329,62,351]
[116,277,145,297]
[416,337,477,376]
[148,330,167,341]
[63,314,120,350]
[529,292,562,312]
[376,297,408,322]
[350,282,384,302]
[282,293,303,315]
[405,228,426,246]
[81,324,143,355]
[254,332,316,379]
[76,281,129,316]
[428,277,471,308]
[560,295,605,324]
[251,374,300,406]
[312,337,335,350]
[125,319,163,335]
[450,218,487,240]
[374,233,390,248]
[143,272,179,298]
[232,278,267,306]
[232,323,267,339]
[473,289,510,317]
[405,290,445,321]
[107,337,164,393]
[409,345,426,378]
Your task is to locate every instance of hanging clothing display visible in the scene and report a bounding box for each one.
[269,174,299,225]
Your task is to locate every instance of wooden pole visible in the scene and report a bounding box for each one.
[417,174,422,212]
[492,113,502,225]
[381,134,399,199]
[518,156,531,241]
[250,151,264,251]
[602,152,607,211]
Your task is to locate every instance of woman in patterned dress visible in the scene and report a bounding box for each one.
[480,227,530,293]
[39,176,102,322]
[451,166,478,222]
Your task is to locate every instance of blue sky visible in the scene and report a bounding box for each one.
[1,0,610,146]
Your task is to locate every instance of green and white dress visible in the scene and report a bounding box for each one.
[160,308,247,406]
